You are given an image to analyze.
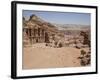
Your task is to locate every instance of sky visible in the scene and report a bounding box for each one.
[23,10,91,25]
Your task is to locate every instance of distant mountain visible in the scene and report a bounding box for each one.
[53,23,90,31]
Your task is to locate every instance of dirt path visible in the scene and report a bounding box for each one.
[23,43,82,69]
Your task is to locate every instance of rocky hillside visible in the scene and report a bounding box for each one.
[23,14,60,35]
[53,23,90,30]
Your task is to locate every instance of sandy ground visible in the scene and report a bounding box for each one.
[23,43,88,69]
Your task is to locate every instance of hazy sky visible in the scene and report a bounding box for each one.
[23,10,91,25]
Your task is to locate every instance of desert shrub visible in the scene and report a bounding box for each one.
[78,49,91,66]
[80,31,90,47]
[77,56,83,59]
[85,54,90,58]
[87,58,91,64]
[80,59,86,66]
[45,43,48,46]
[75,46,80,49]
[54,41,58,46]
[58,42,63,48]
[81,50,86,56]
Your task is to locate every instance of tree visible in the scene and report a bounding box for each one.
[80,31,90,47]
